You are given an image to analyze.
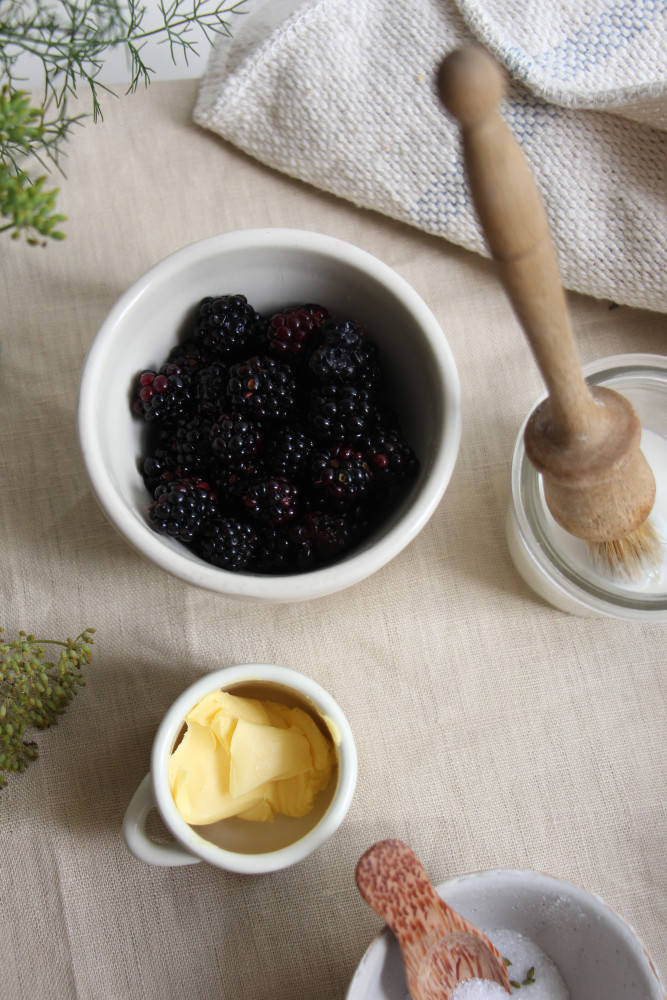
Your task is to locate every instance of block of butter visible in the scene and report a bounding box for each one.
[168,690,335,825]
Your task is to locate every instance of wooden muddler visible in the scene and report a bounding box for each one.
[438,46,656,544]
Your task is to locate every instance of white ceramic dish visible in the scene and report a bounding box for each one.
[347,869,664,999]
[77,228,461,603]
[123,663,357,873]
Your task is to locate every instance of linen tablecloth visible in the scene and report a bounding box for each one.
[0,79,666,1000]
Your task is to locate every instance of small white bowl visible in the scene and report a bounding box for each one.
[347,868,664,999]
[123,663,357,874]
[77,229,461,602]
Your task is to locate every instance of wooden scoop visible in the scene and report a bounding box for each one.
[437,46,661,581]
[355,840,510,999]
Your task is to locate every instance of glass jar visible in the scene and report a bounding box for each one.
[507,354,667,621]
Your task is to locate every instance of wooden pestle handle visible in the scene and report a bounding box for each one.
[437,47,595,442]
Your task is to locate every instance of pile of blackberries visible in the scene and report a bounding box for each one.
[131,294,419,573]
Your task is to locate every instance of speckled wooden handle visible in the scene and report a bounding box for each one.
[355,840,510,999]
[419,933,511,999]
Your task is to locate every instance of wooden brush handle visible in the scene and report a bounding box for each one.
[438,46,655,542]
[438,46,594,441]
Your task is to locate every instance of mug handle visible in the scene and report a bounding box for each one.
[123,773,201,867]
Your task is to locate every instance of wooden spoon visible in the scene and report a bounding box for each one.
[437,46,660,580]
[419,933,511,999]
[355,840,510,999]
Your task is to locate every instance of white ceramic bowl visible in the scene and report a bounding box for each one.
[347,869,664,999]
[77,229,461,602]
[123,663,357,874]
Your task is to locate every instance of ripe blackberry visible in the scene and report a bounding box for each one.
[194,294,267,358]
[252,525,307,574]
[196,516,257,572]
[148,477,217,543]
[132,296,422,574]
[303,509,365,561]
[209,411,263,474]
[241,475,300,526]
[268,424,316,479]
[226,355,297,423]
[309,443,375,509]
[309,318,381,390]
[173,413,214,473]
[308,383,378,442]
[284,522,319,570]
[166,338,211,375]
[267,303,329,361]
[195,362,229,418]
[132,363,194,423]
[141,445,179,495]
[364,427,419,487]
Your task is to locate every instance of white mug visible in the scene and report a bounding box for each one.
[123,663,357,874]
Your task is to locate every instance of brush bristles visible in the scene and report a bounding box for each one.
[586,518,665,583]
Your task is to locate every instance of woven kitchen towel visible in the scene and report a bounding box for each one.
[194,0,667,313]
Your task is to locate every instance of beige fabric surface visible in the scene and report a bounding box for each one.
[1,79,666,1000]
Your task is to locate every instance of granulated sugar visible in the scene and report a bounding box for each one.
[452,928,570,998]
[452,979,509,998]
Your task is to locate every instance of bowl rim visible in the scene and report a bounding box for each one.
[77,228,462,600]
[345,867,665,999]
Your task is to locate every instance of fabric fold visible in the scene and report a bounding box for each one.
[194,0,667,312]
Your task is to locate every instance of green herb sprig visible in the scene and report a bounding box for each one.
[504,957,536,989]
[0,86,68,244]
[1,0,247,244]
[0,627,95,788]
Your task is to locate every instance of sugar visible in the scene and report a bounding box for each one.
[451,928,569,999]
[452,979,509,998]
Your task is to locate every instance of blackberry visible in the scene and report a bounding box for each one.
[194,294,267,358]
[196,516,257,572]
[267,303,329,361]
[148,477,217,543]
[173,413,214,473]
[308,382,378,442]
[268,424,316,479]
[309,318,381,390]
[284,522,319,570]
[364,426,419,487]
[141,445,180,495]
[132,296,421,575]
[196,361,229,418]
[132,363,194,423]
[209,411,263,475]
[241,475,300,526]
[252,525,306,574]
[318,317,362,348]
[309,443,375,509]
[167,338,211,375]
[303,509,365,560]
[226,355,297,423]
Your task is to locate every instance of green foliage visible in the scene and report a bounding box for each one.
[0,627,95,788]
[0,0,247,244]
[0,87,67,244]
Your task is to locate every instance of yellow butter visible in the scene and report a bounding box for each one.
[167,719,269,825]
[168,689,335,825]
[229,719,312,797]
